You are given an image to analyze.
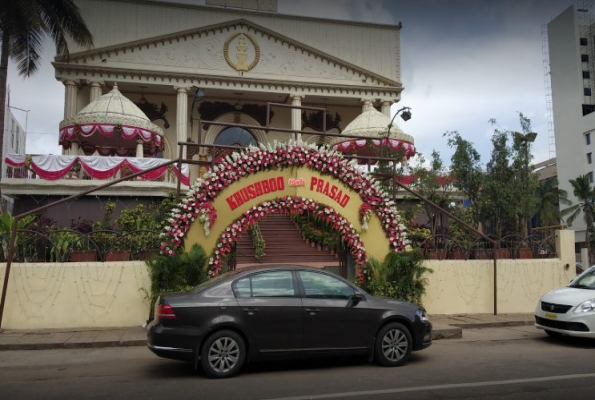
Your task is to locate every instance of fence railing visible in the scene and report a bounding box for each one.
[0,229,161,263]
[414,232,557,260]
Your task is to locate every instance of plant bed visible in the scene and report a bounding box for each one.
[69,250,97,262]
[106,250,131,262]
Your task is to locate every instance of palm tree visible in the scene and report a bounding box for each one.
[561,174,595,263]
[0,0,94,206]
[534,177,569,227]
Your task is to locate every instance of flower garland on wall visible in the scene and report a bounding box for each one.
[160,141,410,281]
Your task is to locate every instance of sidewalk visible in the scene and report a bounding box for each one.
[0,313,535,351]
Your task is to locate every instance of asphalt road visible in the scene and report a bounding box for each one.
[2,326,595,400]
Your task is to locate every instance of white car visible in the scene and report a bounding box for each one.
[535,265,595,339]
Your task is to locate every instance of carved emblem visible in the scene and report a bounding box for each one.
[224,33,260,72]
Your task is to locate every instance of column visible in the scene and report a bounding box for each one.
[361,99,373,112]
[174,86,190,159]
[63,80,79,155]
[88,80,104,102]
[136,139,144,159]
[290,94,304,141]
[381,100,392,117]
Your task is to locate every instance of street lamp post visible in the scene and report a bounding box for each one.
[382,106,411,160]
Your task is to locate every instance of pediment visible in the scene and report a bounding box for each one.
[64,19,400,89]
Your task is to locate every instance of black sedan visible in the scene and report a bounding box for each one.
[146,265,432,378]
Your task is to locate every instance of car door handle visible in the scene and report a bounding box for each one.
[242,307,259,316]
[305,308,320,315]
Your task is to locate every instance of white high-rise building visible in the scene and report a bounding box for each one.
[548,4,595,252]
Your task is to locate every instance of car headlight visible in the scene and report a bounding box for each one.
[574,299,595,313]
[416,308,429,322]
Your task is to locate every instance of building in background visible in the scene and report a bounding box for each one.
[548,3,595,259]
[2,96,27,212]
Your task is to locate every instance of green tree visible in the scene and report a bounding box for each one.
[408,150,452,236]
[561,174,595,263]
[510,113,540,239]
[0,0,94,207]
[534,177,569,227]
[444,130,483,226]
[478,127,516,239]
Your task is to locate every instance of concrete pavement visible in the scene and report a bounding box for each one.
[0,313,535,351]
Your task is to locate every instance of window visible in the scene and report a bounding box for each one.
[581,37,589,46]
[298,271,355,299]
[234,271,295,298]
[584,71,591,79]
[584,104,595,116]
[587,133,592,145]
[215,127,257,147]
[590,172,594,184]
[583,54,590,62]
[589,153,593,164]
[585,87,592,96]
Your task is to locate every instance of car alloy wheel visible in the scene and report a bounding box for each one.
[375,322,412,367]
[201,330,246,378]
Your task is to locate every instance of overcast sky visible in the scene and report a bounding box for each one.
[5,0,580,167]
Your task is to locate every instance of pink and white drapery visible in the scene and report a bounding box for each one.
[331,137,416,159]
[59,124,164,150]
[5,154,189,183]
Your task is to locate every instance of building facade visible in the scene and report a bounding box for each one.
[548,4,595,250]
[0,0,412,223]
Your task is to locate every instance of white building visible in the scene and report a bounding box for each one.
[548,4,595,254]
[2,99,27,212]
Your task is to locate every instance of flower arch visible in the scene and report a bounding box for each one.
[160,141,410,281]
[210,196,370,282]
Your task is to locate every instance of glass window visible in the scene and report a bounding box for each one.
[590,172,594,184]
[234,271,295,298]
[587,133,592,145]
[581,37,588,46]
[298,271,355,299]
[585,87,592,96]
[589,153,593,164]
[584,71,591,79]
[215,127,257,147]
[582,54,590,62]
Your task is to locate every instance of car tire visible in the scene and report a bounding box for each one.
[545,329,563,339]
[200,330,246,379]
[375,322,412,367]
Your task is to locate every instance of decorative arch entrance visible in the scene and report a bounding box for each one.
[160,142,410,282]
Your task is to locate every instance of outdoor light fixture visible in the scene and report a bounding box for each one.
[193,87,205,102]
[383,106,412,159]
[400,108,412,121]
[513,131,537,144]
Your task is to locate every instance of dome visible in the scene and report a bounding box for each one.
[58,84,164,156]
[330,107,415,163]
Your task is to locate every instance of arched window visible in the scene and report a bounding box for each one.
[213,127,257,160]
[215,127,257,147]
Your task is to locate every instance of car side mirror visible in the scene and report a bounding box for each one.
[348,293,365,306]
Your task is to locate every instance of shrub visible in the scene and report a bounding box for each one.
[361,251,433,306]
[145,244,209,316]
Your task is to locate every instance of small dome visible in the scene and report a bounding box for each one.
[59,84,162,135]
[330,107,415,163]
[331,107,414,145]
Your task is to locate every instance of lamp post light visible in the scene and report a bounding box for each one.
[382,106,411,162]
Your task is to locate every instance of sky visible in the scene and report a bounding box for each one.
[5,0,582,167]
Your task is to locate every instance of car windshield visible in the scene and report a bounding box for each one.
[569,269,595,289]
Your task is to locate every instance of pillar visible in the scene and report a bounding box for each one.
[290,94,304,141]
[361,99,373,112]
[136,139,144,159]
[63,80,79,155]
[88,80,104,102]
[174,86,191,159]
[381,100,392,117]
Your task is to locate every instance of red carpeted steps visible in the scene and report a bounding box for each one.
[234,213,339,266]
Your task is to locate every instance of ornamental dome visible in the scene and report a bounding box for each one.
[58,84,164,156]
[329,106,415,164]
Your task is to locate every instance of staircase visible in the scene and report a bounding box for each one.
[234,213,339,268]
